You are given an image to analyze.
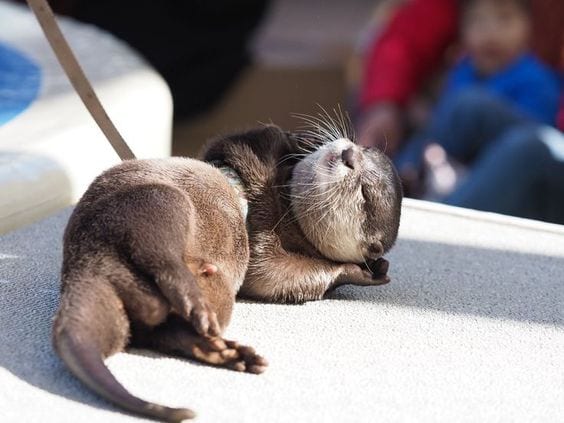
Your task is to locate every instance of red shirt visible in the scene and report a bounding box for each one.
[360,0,564,129]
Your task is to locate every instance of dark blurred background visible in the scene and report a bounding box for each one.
[16,0,377,156]
[9,0,564,224]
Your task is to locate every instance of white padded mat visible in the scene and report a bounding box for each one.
[1,199,563,422]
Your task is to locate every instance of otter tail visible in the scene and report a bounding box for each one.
[55,330,194,422]
[53,274,194,423]
[56,329,195,422]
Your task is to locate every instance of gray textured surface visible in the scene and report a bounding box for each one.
[1,200,563,422]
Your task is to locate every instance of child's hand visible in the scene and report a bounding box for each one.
[358,103,402,155]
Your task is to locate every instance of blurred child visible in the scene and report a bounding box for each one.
[441,0,558,123]
[395,0,561,199]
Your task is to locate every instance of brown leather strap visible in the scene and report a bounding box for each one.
[26,0,136,161]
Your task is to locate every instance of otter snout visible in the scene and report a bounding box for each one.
[341,147,356,169]
[322,138,361,172]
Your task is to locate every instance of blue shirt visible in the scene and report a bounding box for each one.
[440,53,561,125]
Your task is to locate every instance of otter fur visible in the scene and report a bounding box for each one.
[202,124,402,302]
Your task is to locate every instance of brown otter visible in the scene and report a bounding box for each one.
[53,120,402,422]
[202,122,402,303]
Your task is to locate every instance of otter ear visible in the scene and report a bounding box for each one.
[200,125,286,162]
[367,241,384,259]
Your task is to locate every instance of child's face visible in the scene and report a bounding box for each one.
[462,0,531,75]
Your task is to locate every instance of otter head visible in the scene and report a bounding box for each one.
[290,137,403,263]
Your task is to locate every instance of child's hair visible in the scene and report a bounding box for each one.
[459,0,531,13]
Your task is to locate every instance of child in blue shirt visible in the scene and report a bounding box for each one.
[442,52,559,125]
[396,0,561,199]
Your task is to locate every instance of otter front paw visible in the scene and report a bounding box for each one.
[334,258,391,287]
[364,257,390,283]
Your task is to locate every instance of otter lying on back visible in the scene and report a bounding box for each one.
[202,124,402,302]
[53,123,403,422]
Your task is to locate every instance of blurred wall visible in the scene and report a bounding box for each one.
[172,0,378,157]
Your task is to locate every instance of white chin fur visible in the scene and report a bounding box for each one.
[291,138,365,263]
[311,215,365,263]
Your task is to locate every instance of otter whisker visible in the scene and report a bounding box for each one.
[291,131,323,149]
[292,182,342,224]
[292,105,356,147]
[333,105,348,141]
[319,205,337,244]
[278,172,342,189]
[362,257,374,277]
[293,112,341,142]
[276,153,310,166]
[282,187,331,199]
[316,199,347,248]
[293,131,326,148]
[335,104,355,142]
[282,187,339,200]
[271,206,293,232]
[335,104,347,138]
[257,119,276,127]
[293,115,335,138]
[286,186,339,225]
[318,104,344,140]
[321,104,350,141]
[275,178,340,194]
[282,190,336,202]
[282,186,337,198]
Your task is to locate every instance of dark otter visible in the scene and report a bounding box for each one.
[53,121,402,422]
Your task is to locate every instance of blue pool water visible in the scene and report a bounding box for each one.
[0,43,41,126]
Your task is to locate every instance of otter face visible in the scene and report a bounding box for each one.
[290,137,402,263]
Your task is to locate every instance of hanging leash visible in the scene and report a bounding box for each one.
[25,0,136,161]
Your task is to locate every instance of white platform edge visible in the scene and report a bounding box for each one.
[403,198,564,236]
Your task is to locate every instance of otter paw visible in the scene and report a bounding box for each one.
[366,257,389,281]
[191,338,268,374]
[363,258,390,285]
[224,340,269,374]
[334,262,386,288]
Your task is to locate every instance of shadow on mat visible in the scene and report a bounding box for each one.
[1,228,563,414]
[328,238,564,326]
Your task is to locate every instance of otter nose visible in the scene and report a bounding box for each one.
[341,147,357,169]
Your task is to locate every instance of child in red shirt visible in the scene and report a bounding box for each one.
[357,0,564,152]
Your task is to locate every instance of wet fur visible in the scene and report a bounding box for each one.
[54,119,402,421]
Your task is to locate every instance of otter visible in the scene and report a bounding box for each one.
[53,119,402,422]
[201,123,402,303]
